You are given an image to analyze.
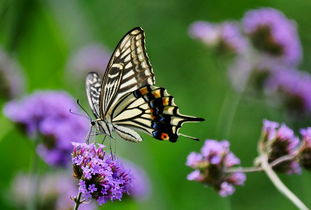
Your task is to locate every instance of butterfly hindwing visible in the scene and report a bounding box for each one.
[100,27,155,119]
[86,72,102,118]
[111,85,204,142]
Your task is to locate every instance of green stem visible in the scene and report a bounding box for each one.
[260,154,309,210]
[74,192,82,210]
[27,143,40,210]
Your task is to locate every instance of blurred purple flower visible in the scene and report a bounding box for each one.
[123,160,151,201]
[189,21,248,54]
[243,8,302,65]
[0,49,25,100]
[67,44,110,79]
[262,120,301,174]
[186,139,246,197]
[3,91,89,166]
[265,68,311,115]
[11,172,95,210]
[72,143,132,205]
[298,128,311,170]
[189,21,219,46]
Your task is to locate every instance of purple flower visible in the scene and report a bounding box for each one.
[67,44,110,79]
[72,143,132,205]
[11,172,95,210]
[189,21,248,54]
[265,68,311,115]
[261,120,301,174]
[219,22,249,54]
[186,139,246,197]
[3,91,89,166]
[123,160,151,201]
[0,49,25,99]
[243,8,302,65]
[298,128,311,170]
[189,21,219,46]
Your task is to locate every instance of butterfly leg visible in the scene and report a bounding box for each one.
[101,135,107,144]
[86,124,94,144]
[109,137,114,160]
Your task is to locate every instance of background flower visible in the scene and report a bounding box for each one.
[0,49,25,100]
[261,120,301,174]
[189,21,248,54]
[186,139,246,197]
[67,44,110,80]
[11,172,95,210]
[298,128,311,170]
[243,8,302,65]
[3,91,89,166]
[265,68,311,115]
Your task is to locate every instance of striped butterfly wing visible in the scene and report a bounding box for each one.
[100,27,155,120]
[111,85,204,143]
[86,72,102,118]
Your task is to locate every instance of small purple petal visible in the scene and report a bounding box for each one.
[219,182,235,197]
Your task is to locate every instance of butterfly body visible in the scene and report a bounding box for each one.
[86,27,204,143]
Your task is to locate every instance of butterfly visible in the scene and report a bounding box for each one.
[85,27,204,143]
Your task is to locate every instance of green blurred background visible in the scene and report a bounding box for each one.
[0,0,311,209]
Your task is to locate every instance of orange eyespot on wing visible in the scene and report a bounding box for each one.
[160,132,170,140]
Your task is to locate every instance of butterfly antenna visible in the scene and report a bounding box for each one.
[69,109,90,120]
[76,99,93,121]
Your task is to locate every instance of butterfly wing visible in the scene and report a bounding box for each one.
[100,27,155,119]
[85,72,102,118]
[111,85,204,143]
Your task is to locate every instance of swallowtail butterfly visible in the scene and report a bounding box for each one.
[86,27,204,143]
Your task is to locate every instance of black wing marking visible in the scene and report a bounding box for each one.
[99,27,155,120]
[85,72,102,118]
[111,85,204,142]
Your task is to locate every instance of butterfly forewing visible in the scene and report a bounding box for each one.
[100,27,155,119]
[85,72,102,118]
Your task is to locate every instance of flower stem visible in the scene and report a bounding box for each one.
[74,192,82,210]
[260,154,309,210]
[226,154,296,173]
[27,141,40,210]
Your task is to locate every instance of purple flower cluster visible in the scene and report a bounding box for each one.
[243,8,302,65]
[72,143,132,205]
[298,128,311,170]
[186,140,246,197]
[265,68,311,115]
[67,44,110,79]
[262,120,301,174]
[3,91,89,166]
[189,21,248,54]
[0,49,25,100]
[11,172,95,210]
